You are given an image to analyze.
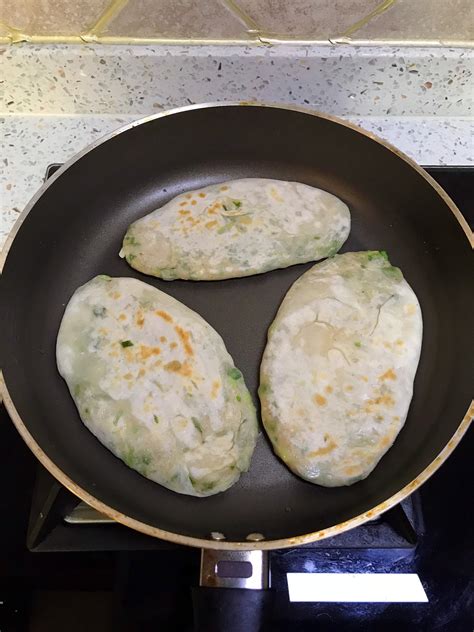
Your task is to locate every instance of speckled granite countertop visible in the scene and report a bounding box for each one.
[1,44,473,248]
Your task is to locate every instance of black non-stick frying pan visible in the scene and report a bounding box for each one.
[0,103,472,628]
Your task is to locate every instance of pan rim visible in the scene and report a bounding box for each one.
[1,376,472,549]
[1,102,473,549]
[1,102,472,273]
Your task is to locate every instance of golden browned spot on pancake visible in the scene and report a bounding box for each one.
[205,220,218,229]
[169,342,178,350]
[181,363,192,377]
[313,394,327,406]
[325,385,333,394]
[344,465,362,476]
[111,291,121,299]
[379,368,396,381]
[185,193,192,199]
[207,207,218,215]
[155,310,173,323]
[360,376,369,382]
[160,336,167,343]
[383,342,392,349]
[138,368,146,377]
[191,200,197,206]
[396,339,404,346]
[179,201,187,207]
[405,304,417,316]
[364,393,395,411]
[124,348,134,361]
[393,415,400,421]
[198,192,206,198]
[165,360,182,372]
[378,394,395,406]
[308,435,337,457]
[179,210,190,216]
[211,380,221,399]
[99,327,109,335]
[139,345,161,360]
[220,186,229,192]
[379,435,391,448]
[123,373,133,380]
[345,385,354,392]
[118,313,127,321]
[175,325,193,356]
[187,218,201,228]
[135,312,145,327]
[164,360,192,377]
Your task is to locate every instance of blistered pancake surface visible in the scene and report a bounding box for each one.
[259,252,423,487]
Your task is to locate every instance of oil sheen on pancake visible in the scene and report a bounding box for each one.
[57,275,258,497]
[259,251,423,487]
[120,178,350,280]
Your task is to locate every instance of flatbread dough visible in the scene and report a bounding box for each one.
[120,178,350,280]
[57,275,258,497]
[259,251,423,487]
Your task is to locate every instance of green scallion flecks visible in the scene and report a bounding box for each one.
[367,250,389,262]
[124,234,140,246]
[227,367,242,380]
[93,306,107,317]
[192,417,203,434]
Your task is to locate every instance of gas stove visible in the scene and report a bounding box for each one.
[0,166,472,632]
[27,458,424,554]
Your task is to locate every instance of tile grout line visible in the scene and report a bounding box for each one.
[0,20,29,44]
[80,0,130,42]
[219,0,274,46]
[1,35,472,47]
[337,0,398,39]
[219,0,260,33]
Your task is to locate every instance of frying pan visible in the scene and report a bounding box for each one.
[0,103,472,630]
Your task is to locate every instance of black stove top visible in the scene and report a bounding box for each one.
[0,166,472,631]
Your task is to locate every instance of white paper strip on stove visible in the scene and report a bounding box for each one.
[287,573,428,603]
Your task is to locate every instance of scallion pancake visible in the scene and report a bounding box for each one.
[259,251,423,487]
[57,275,258,497]
[120,178,350,280]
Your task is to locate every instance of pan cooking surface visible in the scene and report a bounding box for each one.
[1,105,472,544]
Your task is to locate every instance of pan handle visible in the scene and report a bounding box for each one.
[192,549,273,632]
